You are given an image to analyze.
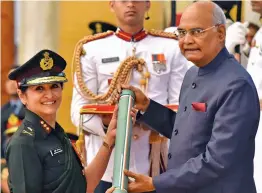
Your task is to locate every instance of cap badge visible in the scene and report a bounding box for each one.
[40,52,54,70]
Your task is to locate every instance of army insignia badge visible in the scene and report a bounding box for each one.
[40,52,54,70]
[152,54,166,74]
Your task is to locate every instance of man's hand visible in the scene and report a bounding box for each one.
[124,170,155,193]
[118,85,150,112]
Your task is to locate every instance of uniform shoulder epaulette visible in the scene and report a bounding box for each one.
[20,126,35,137]
[148,29,178,40]
[72,31,115,102]
[75,30,114,56]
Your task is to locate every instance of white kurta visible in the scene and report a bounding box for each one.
[71,32,189,182]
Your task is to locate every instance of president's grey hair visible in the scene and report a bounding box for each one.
[212,3,226,25]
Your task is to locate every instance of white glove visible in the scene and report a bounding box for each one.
[225,22,248,54]
[242,42,251,57]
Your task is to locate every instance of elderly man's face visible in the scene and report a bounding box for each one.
[178,4,225,67]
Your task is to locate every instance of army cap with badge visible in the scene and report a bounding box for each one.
[8,49,68,87]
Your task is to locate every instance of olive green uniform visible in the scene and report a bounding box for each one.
[6,109,87,193]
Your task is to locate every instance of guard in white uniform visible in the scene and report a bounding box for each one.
[71,1,189,193]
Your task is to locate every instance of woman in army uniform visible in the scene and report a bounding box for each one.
[5,49,127,193]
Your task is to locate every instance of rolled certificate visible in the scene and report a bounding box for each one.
[113,89,135,193]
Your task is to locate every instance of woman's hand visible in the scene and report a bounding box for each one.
[104,105,137,148]
[100,114,112,127]
[105,186,115,193]
[104,105,118,147]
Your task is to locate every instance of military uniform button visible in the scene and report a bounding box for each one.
[133,134,139,140]
[40,121,44,124]
[174,129,178,135]
[192,83,197,89]
[168,153,172,159]
[43,124,47,127]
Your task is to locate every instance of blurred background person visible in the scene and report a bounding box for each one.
[241,22,260,58]
[1,66,25,159]
[247,22,260,48]
[1,114,22,193]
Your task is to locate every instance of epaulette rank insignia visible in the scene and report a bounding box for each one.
[78,31,114,57]
[21,127,35,137]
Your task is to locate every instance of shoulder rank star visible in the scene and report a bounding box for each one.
[40,52,54,70]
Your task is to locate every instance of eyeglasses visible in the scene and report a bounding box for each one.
[175,24,220,39]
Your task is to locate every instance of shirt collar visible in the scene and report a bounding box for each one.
[115,28,148,42]
[24,109,64,139]
[198,47,231,76]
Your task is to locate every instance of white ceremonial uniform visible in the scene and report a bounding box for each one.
[247,26,262,193]
[71,29,189,182]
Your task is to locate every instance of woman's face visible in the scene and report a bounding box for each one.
[18,83,63,118]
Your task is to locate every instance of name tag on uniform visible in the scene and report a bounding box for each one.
[102,57,119,63]
[50,147,63,156]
